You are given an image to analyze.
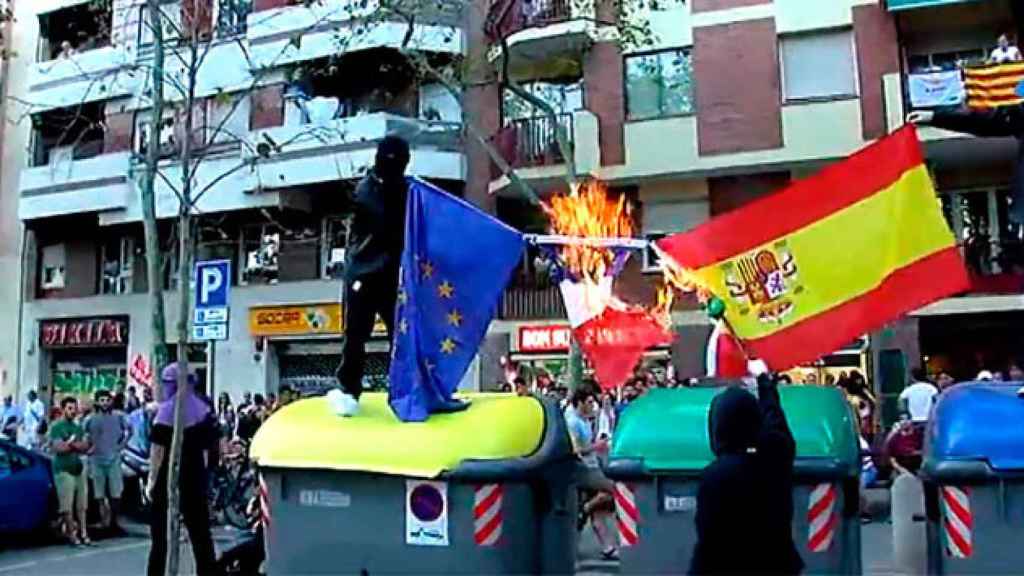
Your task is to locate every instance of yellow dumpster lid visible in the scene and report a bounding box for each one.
[250,393,545,479]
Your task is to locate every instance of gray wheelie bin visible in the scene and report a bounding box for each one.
[250,392,577,575]
[607,386,861,575]
[923,382,1024,575]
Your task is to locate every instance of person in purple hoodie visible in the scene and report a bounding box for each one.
[146,364,220,576]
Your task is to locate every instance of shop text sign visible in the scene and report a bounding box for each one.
[40,318,128,349]
[248,304,388,337]
[518,325,572,353]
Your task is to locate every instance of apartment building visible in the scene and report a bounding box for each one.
[479,0,902,389]
[0,0,16,400]
[10,0,465,403]
[8,0,1018,409]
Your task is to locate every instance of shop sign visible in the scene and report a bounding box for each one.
[40,318,129,349]
[248,303,388,337]
[518,325,572,353]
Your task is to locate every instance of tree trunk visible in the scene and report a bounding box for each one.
[144,0,169,392]
[165,29,200,576]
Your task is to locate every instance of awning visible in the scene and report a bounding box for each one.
[887,0,983,11]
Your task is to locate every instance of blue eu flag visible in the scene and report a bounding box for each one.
[388,178,525,422]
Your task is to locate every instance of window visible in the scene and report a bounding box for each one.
[135,109,178,159]
[138,2,182,46]
[100,237,137,295]
[37,3,112,61]
[780,30,858,102]
[625,49,694,120]
[942,187,1024,277]
[206,94,251,145]
[242,226,280,285]
[215,0,252,37]
[323,217,350,280]
[40,244,67,291]
[30,103,106,167]
[502,80,583,123]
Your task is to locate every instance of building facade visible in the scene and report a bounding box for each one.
[4,0,1020,412]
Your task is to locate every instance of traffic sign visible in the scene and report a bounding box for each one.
[194,307,229,325]
[195,260,231,309]
[192,323,228,341]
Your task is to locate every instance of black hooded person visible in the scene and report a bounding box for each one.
[333,136,411,416]
[690,361,804,576]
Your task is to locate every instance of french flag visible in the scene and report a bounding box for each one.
[559,276,675,390]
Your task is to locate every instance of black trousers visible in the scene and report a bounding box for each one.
[148,486,218,576]
[337,271,397,398]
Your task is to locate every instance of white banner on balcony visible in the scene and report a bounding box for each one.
[908,70,965,108]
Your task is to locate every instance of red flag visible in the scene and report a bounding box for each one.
[705,321,748,379]
[560,277,675,390]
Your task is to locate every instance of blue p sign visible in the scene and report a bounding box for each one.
[195,260,231,308]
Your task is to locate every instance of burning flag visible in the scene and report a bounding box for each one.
[545,181,674,390]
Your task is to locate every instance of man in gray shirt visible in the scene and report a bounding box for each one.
[85,389,130,534]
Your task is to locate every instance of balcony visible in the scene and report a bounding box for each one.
[887,0,993,10]
[27,46,137,112]
[246,112,464,188]
[484,0,595,75]
[489,109,600,194]
[19,152,133,220]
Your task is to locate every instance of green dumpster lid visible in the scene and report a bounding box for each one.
[610,387,859,477]
[251,393,545,479]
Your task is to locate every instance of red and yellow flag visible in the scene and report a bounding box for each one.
[657,126,969,371]
[964,62,1024,109]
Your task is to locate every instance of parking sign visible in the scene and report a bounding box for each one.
[194,260,231,341]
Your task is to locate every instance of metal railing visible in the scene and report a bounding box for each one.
[500,284,566,319]
[495,113,573,170]
[485,0,574,40]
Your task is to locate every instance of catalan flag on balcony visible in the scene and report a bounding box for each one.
[964,62,1024,109]
[656,126,970,371]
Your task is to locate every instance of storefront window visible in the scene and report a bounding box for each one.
[625,49,694,120]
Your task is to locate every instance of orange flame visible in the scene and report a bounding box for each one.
[543,180,633,283]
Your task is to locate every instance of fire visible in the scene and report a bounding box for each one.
[543,180,633,282]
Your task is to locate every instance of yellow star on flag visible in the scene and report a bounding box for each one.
[421,261,435,279]
[440,337,457,354]
[438,280,454,299]
[446,309,463,327]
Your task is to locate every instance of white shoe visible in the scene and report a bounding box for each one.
[327,389,360,417]
[1017,385,1024,398]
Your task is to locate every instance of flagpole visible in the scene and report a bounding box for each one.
[525,234,651,250]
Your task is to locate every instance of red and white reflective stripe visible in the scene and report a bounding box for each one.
[807,483,838,553]
[474,484,503,546]
[258,473,272,531]
[614,482,639,547]
[942,486,973,558]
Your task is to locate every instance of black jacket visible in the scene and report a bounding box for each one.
[930,107,1024,224]
[690,376,804,576]
[344,170,409,282]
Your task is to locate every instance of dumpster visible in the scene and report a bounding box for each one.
[250,392,577,575]
[606,386,861,575]
[923,382,1024,575]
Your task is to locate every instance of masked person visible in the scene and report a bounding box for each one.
[334,136,411,416]
[690,363,804,575]
[147,365,220,576]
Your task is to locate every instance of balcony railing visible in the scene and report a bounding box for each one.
[494,113,573,173]
[500,285,566,319]
[485,0,573,41]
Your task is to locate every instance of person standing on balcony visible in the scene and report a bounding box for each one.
[334,137,411,416]
[990,34,1022,64]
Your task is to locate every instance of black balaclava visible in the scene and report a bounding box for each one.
[709,386,762,455]
[375,136,410,182]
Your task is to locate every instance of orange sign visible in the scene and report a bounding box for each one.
[248,303,387,337]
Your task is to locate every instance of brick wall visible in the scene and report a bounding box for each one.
[708,171,790,216]
[254,0,292,11]
[693,18,782,155]
[250,85,285,130]
[584,42,625,166]
[853,3,900,140]
[464,0,501,212]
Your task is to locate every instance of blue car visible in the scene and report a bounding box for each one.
[0,439,55,535]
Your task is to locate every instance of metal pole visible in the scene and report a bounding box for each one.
[207,340,215,401]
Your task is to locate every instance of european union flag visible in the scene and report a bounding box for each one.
[388,178,525,422]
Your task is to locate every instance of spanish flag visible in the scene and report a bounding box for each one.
[965,62,1024,109]
[657,126,969,371]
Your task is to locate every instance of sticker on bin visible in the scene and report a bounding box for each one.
[474,484,503,546]
[941,485,973,559]
[406,480,449,546]
[663,495,696,513]
[614,482,639,547]
[299,489,351,508]
[258,474,272,532]
[807,483,838,553]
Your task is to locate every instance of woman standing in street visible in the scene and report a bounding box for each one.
[147,364,221,576]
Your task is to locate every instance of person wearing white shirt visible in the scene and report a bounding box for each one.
[898,369,939,423]
[19,390,46,450]
[990,34,1022,64]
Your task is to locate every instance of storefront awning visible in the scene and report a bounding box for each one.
[887,0,984,11]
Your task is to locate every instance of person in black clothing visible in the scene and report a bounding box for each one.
[691,366,804,575]
[334,136,411,416]
[147,365,221,576]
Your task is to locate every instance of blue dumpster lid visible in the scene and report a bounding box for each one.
[926,382,1024,473]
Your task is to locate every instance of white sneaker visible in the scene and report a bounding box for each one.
[327,389,360,417]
